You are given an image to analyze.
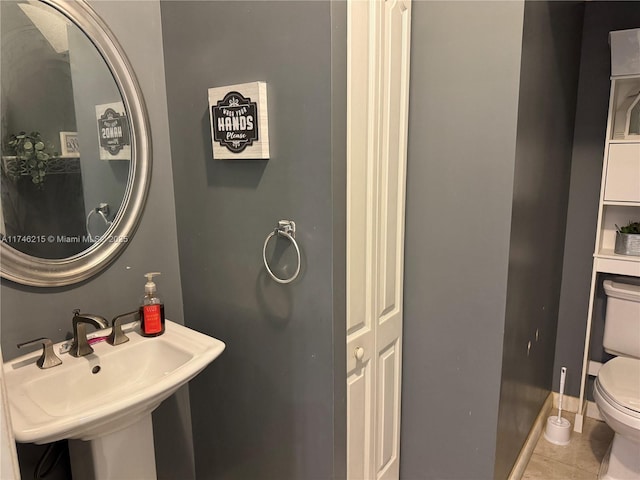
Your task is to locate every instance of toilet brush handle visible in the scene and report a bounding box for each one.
[558,367,567,419]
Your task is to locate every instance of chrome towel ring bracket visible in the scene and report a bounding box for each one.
[263,220,301,284]
[86,203,112,241]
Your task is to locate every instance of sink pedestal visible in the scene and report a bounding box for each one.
[68,414,156,479]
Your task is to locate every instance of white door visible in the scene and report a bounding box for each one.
[346,0,411,478]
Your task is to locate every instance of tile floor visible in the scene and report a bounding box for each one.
[523,412,614,480]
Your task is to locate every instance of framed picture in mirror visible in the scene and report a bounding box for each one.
[59,131,80,158]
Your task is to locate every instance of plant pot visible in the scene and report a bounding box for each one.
[615,232,640,256]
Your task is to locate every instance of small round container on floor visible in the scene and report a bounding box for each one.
[544,416,571,445]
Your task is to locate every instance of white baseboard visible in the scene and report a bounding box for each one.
[507,393,553,480]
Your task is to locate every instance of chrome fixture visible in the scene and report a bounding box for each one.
[263,220,302,284]
[70,310,109,357]
[108,310,139,346]
[86,203,113,242]
[17,337,62,369]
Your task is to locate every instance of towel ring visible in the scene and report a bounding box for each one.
[263,220,301,284]
[86,203,112,242]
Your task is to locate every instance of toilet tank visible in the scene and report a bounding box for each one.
[603,280,640,358]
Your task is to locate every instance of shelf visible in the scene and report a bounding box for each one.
[594,251,640,276]
[597,205,640,253]
[609,139,640,144]
[596,248,640,261]
[603,201,640,207]
[611,74,640,81]
[578,74,640,432]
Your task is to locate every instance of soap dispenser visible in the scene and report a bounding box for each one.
[140,272,165,337]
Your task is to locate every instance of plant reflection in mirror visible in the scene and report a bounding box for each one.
[2,131,59,188]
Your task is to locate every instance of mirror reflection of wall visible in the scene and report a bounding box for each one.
[68,26,129,239]
[1,0,87,258]
[0,0,130,259]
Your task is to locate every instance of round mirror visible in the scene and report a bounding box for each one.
[0,0,151,287]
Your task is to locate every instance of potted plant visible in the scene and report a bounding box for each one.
[2,131,57,187]
[615,221,640,256]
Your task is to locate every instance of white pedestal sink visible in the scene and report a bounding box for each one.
[3,320,225,479]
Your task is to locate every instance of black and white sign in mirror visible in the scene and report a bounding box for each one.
[96,102,131,160]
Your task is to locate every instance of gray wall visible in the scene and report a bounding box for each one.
[331,2,348,476]
[495,2,584,478]
[160,1,344,478]
[400,2,525,478]
[67,26,128,234]
[0,2,192,478]
[555,1,640,398]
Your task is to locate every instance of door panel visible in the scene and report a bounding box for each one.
[347,0,410,478]
[377,340,399,472]
[347,360,373,480]
[346,1,380,477]
[375,2,410,478]
[346,0,372,337]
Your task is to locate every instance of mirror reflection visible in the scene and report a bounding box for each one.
[1,0,130,259]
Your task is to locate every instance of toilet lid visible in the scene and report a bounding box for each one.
[598,357,640,414]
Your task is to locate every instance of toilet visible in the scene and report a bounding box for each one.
[594,280,640,480]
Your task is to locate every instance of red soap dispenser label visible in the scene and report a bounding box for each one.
[143,305,162,334]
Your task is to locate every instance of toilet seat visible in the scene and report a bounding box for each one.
[596,357,640,419]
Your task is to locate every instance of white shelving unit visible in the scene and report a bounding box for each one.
[576,74,640,433]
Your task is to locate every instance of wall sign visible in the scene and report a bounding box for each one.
[95,101,131,160]
[208,82,269,160]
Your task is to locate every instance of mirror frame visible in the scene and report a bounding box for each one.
[0,0,151,287]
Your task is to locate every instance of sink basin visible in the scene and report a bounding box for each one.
[3,320,225,444]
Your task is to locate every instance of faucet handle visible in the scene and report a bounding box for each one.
[72,310,109,329]
[17,337,62,369]
[108,311,139,346]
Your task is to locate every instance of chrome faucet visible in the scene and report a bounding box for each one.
[70,310,109,357]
